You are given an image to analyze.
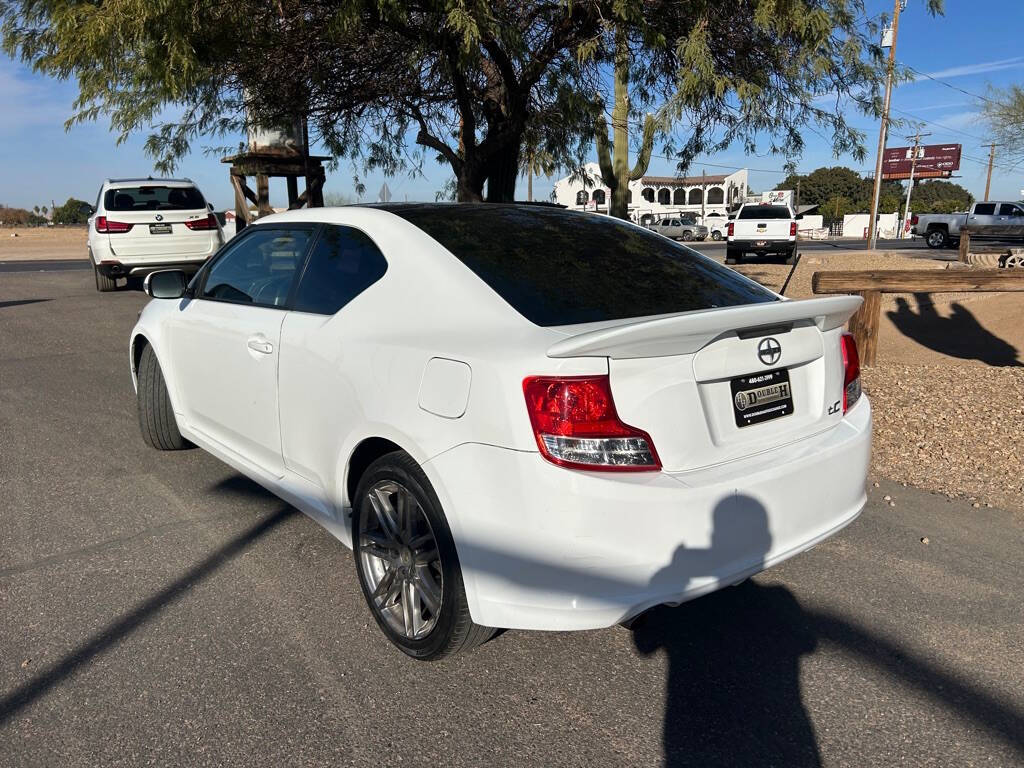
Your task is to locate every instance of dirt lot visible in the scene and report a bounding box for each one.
[0,227,87,261]
[738,251,1024,513]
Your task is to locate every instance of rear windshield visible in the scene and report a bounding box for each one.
[104,186,206,212]
[738,205,791,220]
[389,205,776,327]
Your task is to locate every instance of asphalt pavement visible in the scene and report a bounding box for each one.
[1,270,1022,767]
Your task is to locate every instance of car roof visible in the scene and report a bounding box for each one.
[104,178,195,188]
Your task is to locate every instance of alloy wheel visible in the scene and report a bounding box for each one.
[358,480,443,639]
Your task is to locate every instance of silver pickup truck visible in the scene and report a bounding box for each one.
[911,201,1024,248]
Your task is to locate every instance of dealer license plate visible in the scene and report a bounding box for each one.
[730,369,794,428]
[754,240,768,247]
[149,223,172,234]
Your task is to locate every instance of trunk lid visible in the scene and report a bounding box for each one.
[547,296,860,473]
[106,208,219,259]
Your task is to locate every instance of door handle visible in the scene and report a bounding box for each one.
[247,337,274,355]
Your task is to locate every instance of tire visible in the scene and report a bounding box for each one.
[136,344,188,450]
[725,248,741,265]
[352,451,494,660]
[925,228,947,249]
[711,231,722,241]
[783,247,797,265]
[94,265,117,292]
[681,230,694,241]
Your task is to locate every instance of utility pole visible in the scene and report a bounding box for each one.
[867,0,903,250]
[901,129,930,239]
[701,169,706,220]
[984,143,996,201]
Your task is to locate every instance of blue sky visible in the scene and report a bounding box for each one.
[1,0,1022,211]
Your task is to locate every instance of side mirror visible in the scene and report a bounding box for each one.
[144,269,188,299]
[795,213,804,220]
[208,202,215,211]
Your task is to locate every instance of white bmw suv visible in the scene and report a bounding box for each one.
[88,178,224,292]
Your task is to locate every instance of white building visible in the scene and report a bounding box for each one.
[552,162,748,224]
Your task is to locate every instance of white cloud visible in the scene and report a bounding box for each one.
[922,57,1024,80]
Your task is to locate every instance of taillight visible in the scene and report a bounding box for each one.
[911,215,919,225]
[790,221,798,237]
[840,333,862,413]
[726,222,734,237]
[522,375,661,472]
[185,213,218,230]
[94,216,133,234]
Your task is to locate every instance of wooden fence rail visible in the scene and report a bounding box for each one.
[811,269,1024,366]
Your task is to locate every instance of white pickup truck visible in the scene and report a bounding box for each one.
[726,203,798,265]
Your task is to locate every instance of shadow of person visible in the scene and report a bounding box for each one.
[632,495,821,767]
[887,293,1022,366]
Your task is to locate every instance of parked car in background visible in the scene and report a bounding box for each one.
[88,178,224,292]
[702,212,728,241]
[648,216,709,241]
[130,204,870,660]
[910,201,1024,249]
[726,203,798,264]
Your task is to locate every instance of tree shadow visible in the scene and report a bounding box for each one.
[886,292,1022,366]
[0,299,51,309]
[0,506,295,725]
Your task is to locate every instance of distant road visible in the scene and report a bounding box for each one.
[0,259,90,273]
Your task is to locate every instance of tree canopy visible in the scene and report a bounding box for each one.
[2,1,942,202]
[51,198,93,225]
[982,84,1024,167]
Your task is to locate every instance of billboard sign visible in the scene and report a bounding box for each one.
[761,189,794,206]
[881,143,961,180]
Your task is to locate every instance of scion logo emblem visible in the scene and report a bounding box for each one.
[757,337,782,366]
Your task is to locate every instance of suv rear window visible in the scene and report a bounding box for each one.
[104,186,206,212]
[738,206,792,220]
[387,205,776,326]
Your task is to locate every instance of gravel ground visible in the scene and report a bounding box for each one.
[863,365,1024,514]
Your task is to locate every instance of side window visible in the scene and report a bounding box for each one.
[973,203,996,216]
[200,227,312,307]
[291,225,388,315]
[998,204,1021,216]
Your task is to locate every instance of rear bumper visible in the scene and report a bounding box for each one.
[424,397,871,631]
[728,239,796,253]
[96,258,208,279]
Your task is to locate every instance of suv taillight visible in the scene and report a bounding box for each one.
[185,213,218,230]
[911,215,919,225]
[523,375,661,472]
[790,221,798,237]
[726,222,734,237]
[840,333,862,413]
[95,216,133,234]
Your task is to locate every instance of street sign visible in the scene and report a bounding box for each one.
[881,144,961,180]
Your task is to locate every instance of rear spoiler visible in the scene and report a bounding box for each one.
[546,295,862,359]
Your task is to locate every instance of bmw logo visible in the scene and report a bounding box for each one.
[757,337,782,366]
[155,214,163,221]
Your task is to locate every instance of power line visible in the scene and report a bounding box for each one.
[900,62,1012,108]
[887,105,988,143]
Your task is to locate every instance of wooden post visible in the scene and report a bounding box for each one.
[959,227,971,263]
[847,290,881,367]
[230,173,252,234]
[256,174,272,217]
[286,175,299,208]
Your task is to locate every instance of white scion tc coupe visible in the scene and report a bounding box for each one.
[130,204,871,660]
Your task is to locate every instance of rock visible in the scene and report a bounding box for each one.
[920,537,929,544]
[883,495,892,501]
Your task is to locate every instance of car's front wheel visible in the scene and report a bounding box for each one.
[681,230,694,241]
[136,344,189,450]
[353,451,494,660]
[711,231,722,241]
